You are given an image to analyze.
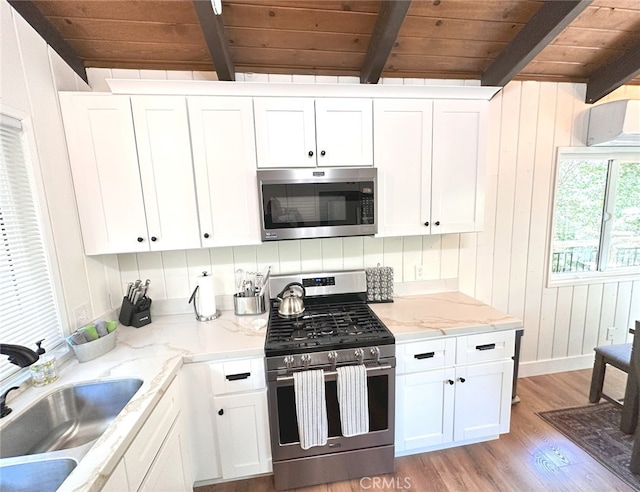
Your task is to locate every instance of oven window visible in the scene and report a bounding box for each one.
[276,375,389,445]
[262,181,375,230]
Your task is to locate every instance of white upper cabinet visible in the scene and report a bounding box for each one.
[314,98,373,167]
[188,97,261,247]
[59,93,149,255]
[254,97,373,168]
[431,100,487,234]
[131,96,201,251]
[60,93,201,254]
[374,99,433,237]
[373,98,487,237]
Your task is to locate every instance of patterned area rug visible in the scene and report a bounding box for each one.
[538,402,640,490]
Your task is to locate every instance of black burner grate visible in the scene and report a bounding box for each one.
[265,297,394,356]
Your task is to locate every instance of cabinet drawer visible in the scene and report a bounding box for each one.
[125,376,181,491]
[210,357,266,395]
[398,338,456,374]
[456,330,515,365]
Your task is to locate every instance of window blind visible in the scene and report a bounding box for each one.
[0,114,64,381]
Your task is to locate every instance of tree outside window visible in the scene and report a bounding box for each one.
[550,149,640,281]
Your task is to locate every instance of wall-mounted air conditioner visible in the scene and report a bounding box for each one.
[587,99,640,146]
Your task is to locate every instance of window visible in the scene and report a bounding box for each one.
[0,113,64,381]
[550,148,640,283]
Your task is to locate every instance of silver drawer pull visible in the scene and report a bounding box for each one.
[414,352,435,360]
[226,372,251,381]
[476,343,496,351]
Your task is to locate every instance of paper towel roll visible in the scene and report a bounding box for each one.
[197,273,217,317]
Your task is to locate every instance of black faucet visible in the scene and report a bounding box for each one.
[0,386,19,418]
[0,344,40,368]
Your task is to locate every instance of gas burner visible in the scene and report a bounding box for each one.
[347,325,364,335]
[291,329,308,341]
[319,326,335,335]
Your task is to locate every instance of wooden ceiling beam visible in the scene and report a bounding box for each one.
[585,39,640,103]
[7,0,87,83]
[481,0,592,87]
[360,0,412,84]
[192,0,235,81]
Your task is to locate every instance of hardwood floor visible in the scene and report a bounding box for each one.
[195,368,634,492]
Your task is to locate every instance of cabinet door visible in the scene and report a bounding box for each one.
[315,98,373,167]
[181,363,221,483]
[254,98,316,168]
[188,97,261,247]
[453,359,513,442]
[59,93,149,255]
[214,390,272,479]
[374,99,433,236]
[131,96,201,251]
[139,416,192,492]
[431,100,487,234]
[396,367,455,452]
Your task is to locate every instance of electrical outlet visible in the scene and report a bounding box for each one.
[415,265,424,281]
[606,327,616,341]
[74,303,92,328]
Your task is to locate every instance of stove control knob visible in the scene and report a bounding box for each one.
[301,354,312,367]
[370,346,380,362]
[328,351,338,361]
[354,348,364,363]
[283,355,295,369]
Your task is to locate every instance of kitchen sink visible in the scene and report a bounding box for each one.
[0,378,143,458]
[0,458,77,492]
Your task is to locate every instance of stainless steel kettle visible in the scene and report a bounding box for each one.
[277,282,306,318]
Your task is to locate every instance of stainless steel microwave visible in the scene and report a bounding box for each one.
[257,167,377,241]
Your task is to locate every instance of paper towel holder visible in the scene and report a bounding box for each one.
[188,272,221,322]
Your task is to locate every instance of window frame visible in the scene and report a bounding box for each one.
[1,104,70,382]
[547,146,640,288]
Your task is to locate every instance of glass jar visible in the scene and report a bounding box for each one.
[30,355,58,386]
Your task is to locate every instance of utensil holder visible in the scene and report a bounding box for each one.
[119,296,152,327]
[233,293,267,316]
[365,265,394,303]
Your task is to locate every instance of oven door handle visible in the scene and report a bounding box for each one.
[276,364,393,382]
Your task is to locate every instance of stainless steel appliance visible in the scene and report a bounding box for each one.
[265,270,395,490]
[257,168,377,241]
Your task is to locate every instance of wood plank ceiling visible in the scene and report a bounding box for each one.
[10,0,640,103]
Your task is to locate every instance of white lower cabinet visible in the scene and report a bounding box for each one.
[214,389,271,478]
[183,357,272,485]
[395,330,514,456]
[112,375,192,491]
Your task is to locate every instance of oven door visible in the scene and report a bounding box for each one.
[257,168,377,241]
[267,364,395,461]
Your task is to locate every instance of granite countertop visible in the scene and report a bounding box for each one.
[1,291,521,491]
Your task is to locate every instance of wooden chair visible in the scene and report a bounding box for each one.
[589,342,632,406]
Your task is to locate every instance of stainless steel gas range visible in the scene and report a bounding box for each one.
[265,270,396,491]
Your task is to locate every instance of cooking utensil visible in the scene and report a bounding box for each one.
[258,265,271,298]
[235,269,245,295]
[277,282,306,318]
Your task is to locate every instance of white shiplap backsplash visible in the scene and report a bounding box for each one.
[87,68,640,377]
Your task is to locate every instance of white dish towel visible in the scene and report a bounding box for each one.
[293,369,328,450]
[336,364,370,437]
